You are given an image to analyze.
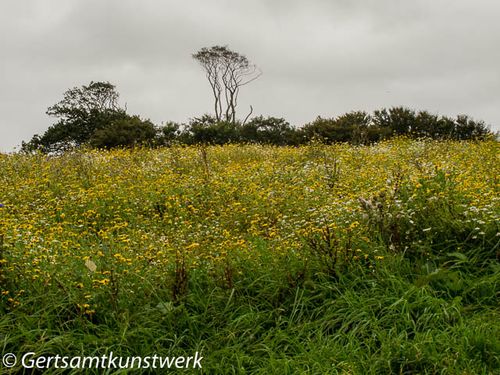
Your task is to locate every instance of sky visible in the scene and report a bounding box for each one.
[1,0,499,152]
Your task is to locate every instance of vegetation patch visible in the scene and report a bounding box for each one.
[1,139,498,373]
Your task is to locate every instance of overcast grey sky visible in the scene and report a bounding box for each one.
[1,0,499,152]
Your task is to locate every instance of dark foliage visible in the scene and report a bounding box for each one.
[301,111,376,144]
[180,115,241,145]
[241,116,299,145]
[90,116,157,149]
[22,81,493,153]
[22,81,130,153]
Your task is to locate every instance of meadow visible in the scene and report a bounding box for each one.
[0,138,499,374]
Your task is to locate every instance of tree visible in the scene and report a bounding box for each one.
[192,45,261,123]
[372,107,417,135]
[453,114,489,140]
[22,81,127,153]
[47,81,121,119]
[241,116,298,145]
[301,111,372,144]
[334,111,372,144]
[89,116,157,149]
[157,121,181,146]
[180,114,241,145]
[413,110,440,138]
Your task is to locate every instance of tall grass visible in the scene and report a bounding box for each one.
[0,139,498,373]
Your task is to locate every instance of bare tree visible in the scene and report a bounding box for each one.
[192,45,261,123]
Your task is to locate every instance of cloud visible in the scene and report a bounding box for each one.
[1,0,499,151]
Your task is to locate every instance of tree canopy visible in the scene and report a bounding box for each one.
[22,82,157,152]
[20,62,493,153]
[192,45,261,123]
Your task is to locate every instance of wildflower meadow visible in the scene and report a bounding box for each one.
[0,138,499,373]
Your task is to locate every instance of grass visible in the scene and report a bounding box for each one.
[0,138,499,373]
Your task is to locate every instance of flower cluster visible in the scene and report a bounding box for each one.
[0,139,498,312]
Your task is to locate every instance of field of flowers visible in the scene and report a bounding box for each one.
[1,138,499,373]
